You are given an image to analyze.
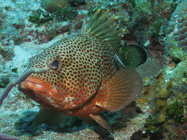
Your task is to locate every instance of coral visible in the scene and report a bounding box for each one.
[0,45,14,61]
[119,0,179,66]
[152,72,171,123]
[141,57,187,139]
[0,0,41,46]
[54,5,78,20]
[41,0,68,13]
[0,0,186,140]
[29,5,78,25]
[68,0,86,7]
[136,58,162,78]
[0,76,10,88]
[144,116,164,139]
[166,96,186,124]
[143,94,186,139]
[29,9,53,25]
[165,0,187,60]
[0,9,6,29]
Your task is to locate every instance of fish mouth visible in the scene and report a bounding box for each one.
[19,79,47,93]
[18,77,58,109]
[18,76,58,97]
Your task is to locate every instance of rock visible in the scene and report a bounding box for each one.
[165,0,187,61]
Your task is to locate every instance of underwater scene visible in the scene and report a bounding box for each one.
[0,0,186,140]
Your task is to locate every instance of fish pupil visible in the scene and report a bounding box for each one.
[50,59,59,70]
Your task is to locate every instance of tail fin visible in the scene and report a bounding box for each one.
[81,9,122,48]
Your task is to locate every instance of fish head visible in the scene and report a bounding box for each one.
[19,37,102,110]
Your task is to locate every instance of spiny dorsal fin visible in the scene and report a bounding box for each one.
[81,9,122,48]
[96,67,142,112]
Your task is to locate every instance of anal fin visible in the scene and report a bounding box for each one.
[80,114,112,133]
[89,114,112,133]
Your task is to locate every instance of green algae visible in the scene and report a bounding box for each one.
[29,4,78,25]
[68,0,86,7]
[144,116,163,135]
[54,5,78,20]
[0,46,14,61]
[166,97,186,124]
[0,76,10,88]
[29,9,53,25]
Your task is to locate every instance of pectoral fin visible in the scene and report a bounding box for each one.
[96,67,142,112]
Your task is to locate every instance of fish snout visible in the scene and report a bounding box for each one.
[18,76,58,97]
[19,80,46,93]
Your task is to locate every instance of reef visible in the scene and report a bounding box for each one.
[0,0,186,140]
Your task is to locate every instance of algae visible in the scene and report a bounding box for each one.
[29,9,53,25]
[29,4,78,25]
[166,97,186,123]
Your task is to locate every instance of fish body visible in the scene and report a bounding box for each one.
[20,34,116,113]
[18,10,142,131]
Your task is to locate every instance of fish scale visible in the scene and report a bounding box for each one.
[17,10,143,132]
[25,34,116,110]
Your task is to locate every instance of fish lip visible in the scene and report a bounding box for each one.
[23,79,37,85]
[19,79,46,93]
[19,78,58,96]
[18,80,55,109]
[24,80,42,87]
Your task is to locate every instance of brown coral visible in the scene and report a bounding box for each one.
[41,0,68,13]
[166,0,187,60]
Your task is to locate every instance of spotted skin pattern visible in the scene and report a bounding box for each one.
[20,34,118,115]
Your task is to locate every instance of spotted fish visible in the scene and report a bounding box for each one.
[18,10,142,132]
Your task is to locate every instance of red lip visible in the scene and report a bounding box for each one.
[18,76,58,96]
[18,78,59,109]
[19,79,46,93]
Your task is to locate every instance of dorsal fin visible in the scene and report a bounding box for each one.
[81,9,122,48]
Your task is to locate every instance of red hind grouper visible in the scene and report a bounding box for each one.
[18,10,143,132]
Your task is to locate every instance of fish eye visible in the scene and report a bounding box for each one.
[49,56,61,70]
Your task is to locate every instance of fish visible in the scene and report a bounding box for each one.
[16,10,143,132]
